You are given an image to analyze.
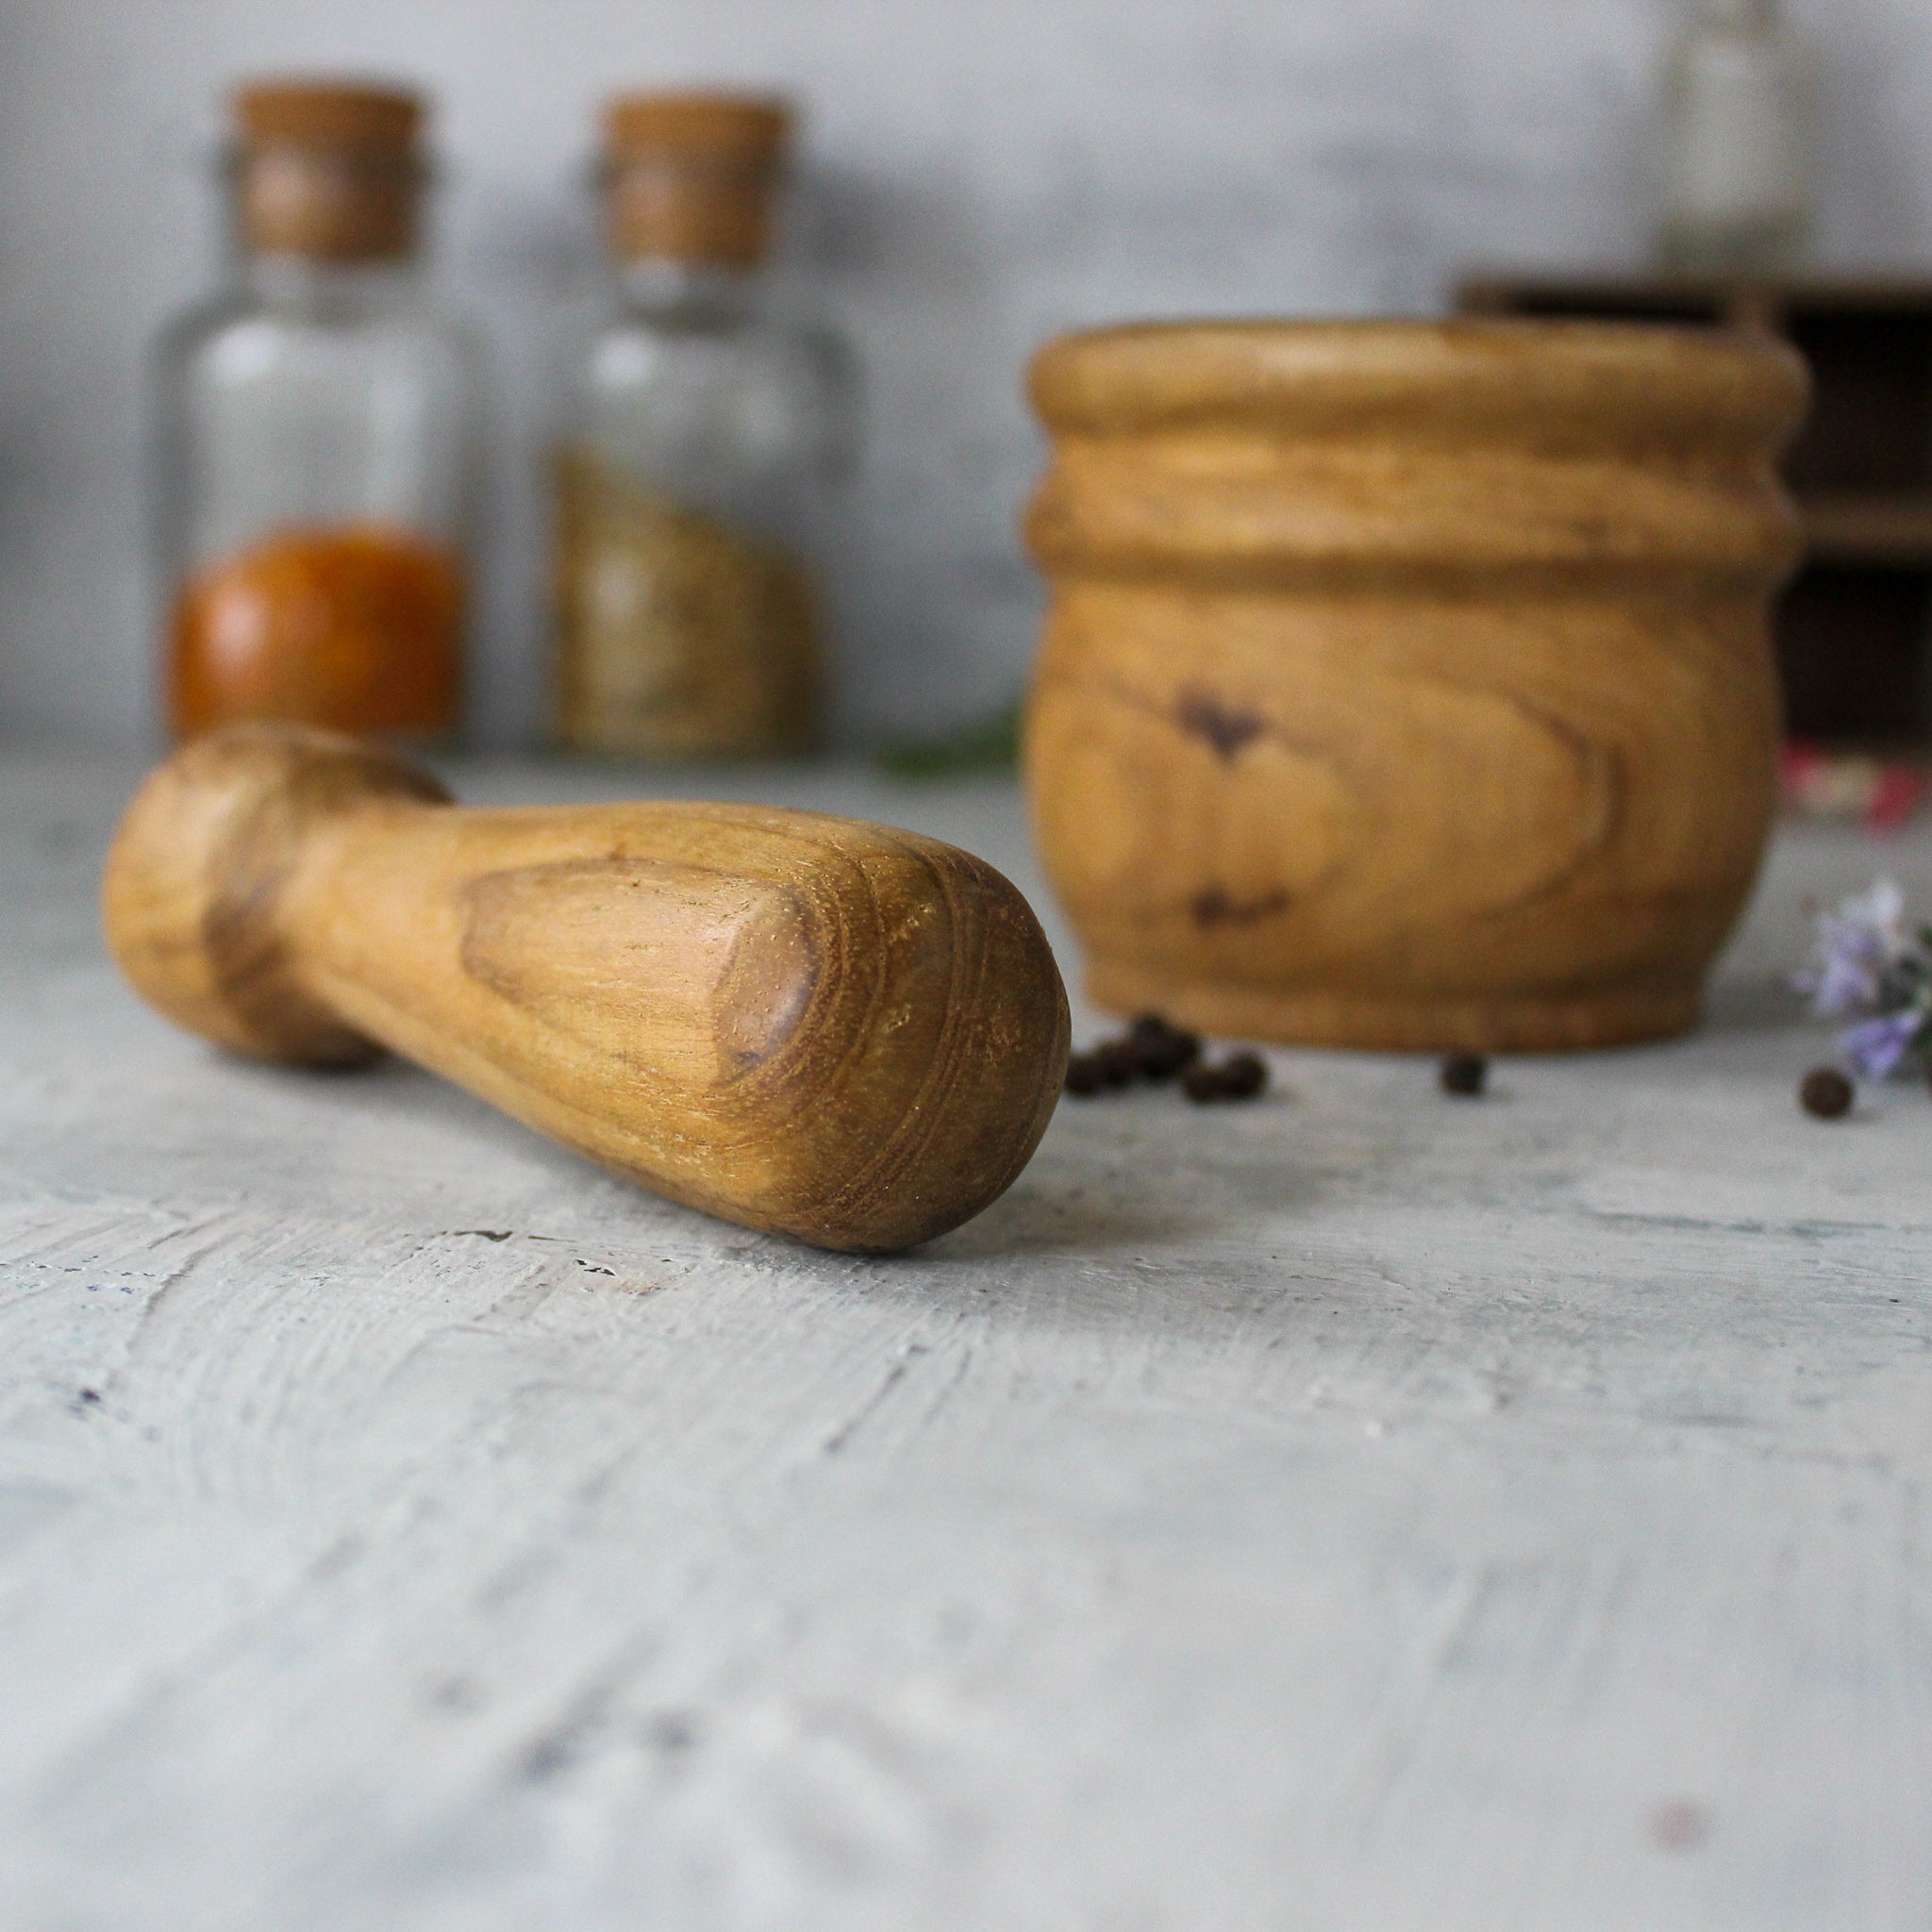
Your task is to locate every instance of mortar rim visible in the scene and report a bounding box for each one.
[1027,316,1809,440]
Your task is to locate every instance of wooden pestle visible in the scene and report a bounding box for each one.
[102,725,1070,1252]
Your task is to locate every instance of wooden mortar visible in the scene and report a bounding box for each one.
[1024,320,1809,1052]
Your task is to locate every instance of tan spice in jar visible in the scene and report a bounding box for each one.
[552,448,821,759]
[169,524,463,740]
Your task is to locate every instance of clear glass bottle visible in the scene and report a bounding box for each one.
[553,93,857,758]
[1657,0,1817,274]
[153,80,482,741]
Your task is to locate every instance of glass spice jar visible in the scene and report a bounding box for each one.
[153,80,483,741]
[552,92,858,759]
[1657,0,1817,274]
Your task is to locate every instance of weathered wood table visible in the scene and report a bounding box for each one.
[1,751,1926,1931]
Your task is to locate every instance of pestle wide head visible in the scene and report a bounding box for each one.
[102,724,450,1066]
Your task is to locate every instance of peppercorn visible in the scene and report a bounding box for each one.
[1182,1051,1269,1104]
[1439,1052,1488,1097]
[1129,1013,1202,1080]
[1181,1061,1227,1104]
[1094,1040,1143,1087]
[1218,1051,1268,1098]
[1798,1066,1854,1120]
[1063,1053,1104,1097]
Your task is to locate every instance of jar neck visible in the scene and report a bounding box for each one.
[1698,0,1781,35]
[240,250,426,315]
[613,256,763,318]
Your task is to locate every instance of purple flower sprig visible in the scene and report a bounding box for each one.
[1792,877,1932,1079]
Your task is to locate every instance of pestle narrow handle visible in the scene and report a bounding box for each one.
[101,726,1070,1252]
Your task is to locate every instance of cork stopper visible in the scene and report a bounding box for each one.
[601,92,791,268]
[231,80,426,262]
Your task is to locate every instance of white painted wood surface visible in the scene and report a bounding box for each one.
[1,749,1928,1932]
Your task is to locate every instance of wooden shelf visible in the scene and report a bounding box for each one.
[1459,270,1932,326]
[1457,271,1932,745]
[1801,493,1932,565]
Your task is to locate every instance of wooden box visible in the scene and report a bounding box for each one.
[1458,275,1932,748]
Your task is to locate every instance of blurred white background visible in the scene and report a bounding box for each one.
[1,0,1929,749]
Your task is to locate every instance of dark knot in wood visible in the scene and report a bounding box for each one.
[1174,691,1265,762]
[1189,886,1291,929]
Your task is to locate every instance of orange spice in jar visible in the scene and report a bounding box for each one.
[152,80,480,741]
[169,525,463,738]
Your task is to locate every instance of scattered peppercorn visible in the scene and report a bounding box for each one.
[1129,1013,1202,1080]
[1798,1066,1854,1120]
[1063,1053,1104,1097]
[1183,1052,1270,1104]
[1065,1017,1263,1104]
[1218,1051,1268,1098]
[1181,1061,1226,1104]
[1439,1052,1489,1097]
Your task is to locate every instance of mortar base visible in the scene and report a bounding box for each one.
[1085,961,1702,1054]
